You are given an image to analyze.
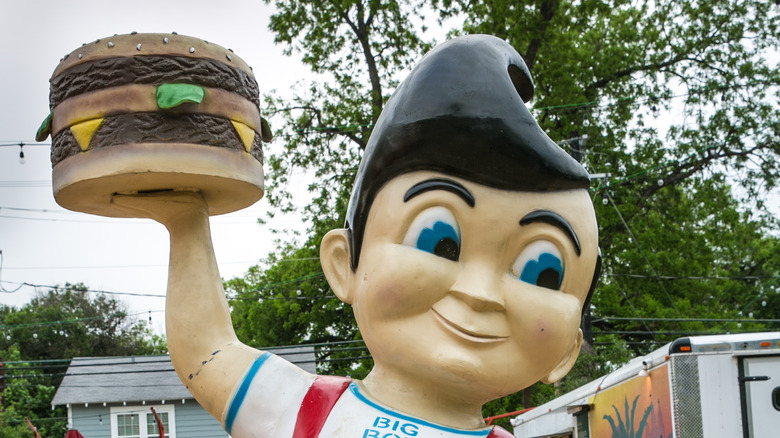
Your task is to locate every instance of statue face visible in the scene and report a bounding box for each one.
[349,170,599,400]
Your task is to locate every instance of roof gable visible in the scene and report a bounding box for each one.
[52,346,316,405]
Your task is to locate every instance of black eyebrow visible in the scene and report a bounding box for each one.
[520,210,581,256]
[404,178,475,207]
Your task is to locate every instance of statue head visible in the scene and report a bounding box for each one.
[321,35,600,404]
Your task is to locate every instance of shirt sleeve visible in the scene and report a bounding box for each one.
[225,351,316,438]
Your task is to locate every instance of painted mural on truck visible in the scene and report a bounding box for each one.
[588,364,673,438]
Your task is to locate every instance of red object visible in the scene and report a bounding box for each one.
[487,425,515,437]
[65,430,85,438]
[292,375,352,438]
[25,418,41,438]
[150,407,166,438]
[484,407,535,425]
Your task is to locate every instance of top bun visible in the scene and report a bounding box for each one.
[51,32,255,79]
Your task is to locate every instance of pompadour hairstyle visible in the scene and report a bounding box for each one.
[345,35,591,270]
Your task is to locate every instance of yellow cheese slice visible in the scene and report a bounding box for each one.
[231,120,256,152]
[70,118,104,151]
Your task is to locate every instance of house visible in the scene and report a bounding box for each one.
[52,346,316,438]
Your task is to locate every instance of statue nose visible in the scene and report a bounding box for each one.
[449,264,505,312]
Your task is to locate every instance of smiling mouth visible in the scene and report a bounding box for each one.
[431,309,508,344]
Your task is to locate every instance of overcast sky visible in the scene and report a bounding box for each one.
[2,1,778,339]
[0,0,311,333]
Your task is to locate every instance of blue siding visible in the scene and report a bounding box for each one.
[69,401,227,438]
[174,402,229,437]
[71,404,111,438]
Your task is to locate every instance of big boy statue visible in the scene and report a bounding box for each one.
[113,35,600,437]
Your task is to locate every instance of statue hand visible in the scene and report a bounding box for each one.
[111,190,208,227]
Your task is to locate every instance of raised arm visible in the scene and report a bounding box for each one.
[112,191,261,424]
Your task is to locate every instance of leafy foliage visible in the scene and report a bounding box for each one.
[436,0,780,414]
[226,239,373,377]
[0,284,166,436]
[1,284,165,361]
[230,0,780,420]
[230,0,433,376]
[0,348,61,438]
[260,0,432,221]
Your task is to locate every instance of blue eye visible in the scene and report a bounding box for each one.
[512,241,564,290]
[403,207,461,261]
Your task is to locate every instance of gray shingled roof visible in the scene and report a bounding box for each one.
[52,347,316,405]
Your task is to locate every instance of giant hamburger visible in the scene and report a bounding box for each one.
[37,32,270,217]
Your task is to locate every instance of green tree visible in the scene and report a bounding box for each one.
[227,0,433,376]
[0,284,166,437]
[1,284,165,361]
[260,0,431,216]
[0,348,60,438]
[231,0,780,417]
[436,0,780,414]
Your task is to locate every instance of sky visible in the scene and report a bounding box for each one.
[1,1,778,339]
[0,0,310,334]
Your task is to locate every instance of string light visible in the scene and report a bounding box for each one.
[18,143,25,164]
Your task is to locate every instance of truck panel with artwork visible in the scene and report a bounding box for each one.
[511,332,780,438]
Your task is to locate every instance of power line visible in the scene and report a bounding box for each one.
[530,79,777,114]
[1,355,372,382]
[0,310,164,331]
[2,343,371,373]
[0,212,270,225]
[0,281,167,298]
[0,272,329,301]
[603,189,686,325]
[0,214,137,223]
[593,316,780,324]
[0,181,51,188]
[0,204,275,221]
[268,79,779,135]
[0,142,50,147]
[606,273,780,281]
[0,206,71,214]
[0,340,368,367]
[3,266,776,305]
[590,122,779,192]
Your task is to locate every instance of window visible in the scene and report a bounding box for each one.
[147,411,168,438]
[117,413,140,437]
[110,405,175,438]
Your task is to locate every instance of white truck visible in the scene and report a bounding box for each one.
[511,332,780,438]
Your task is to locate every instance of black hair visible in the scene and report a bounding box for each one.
[346,35,591,270]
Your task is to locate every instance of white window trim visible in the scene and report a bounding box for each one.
[109,404,176,438]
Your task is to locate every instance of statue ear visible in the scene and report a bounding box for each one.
[320,229,355,304]
[541,329,583,384]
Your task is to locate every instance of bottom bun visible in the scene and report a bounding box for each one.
[53,143,264,218]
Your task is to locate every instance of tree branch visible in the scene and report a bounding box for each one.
[524,0,558,70]
[588,54,692,91]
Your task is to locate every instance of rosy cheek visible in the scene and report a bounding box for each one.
[376,281,408,315]
[362,272,432,319]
